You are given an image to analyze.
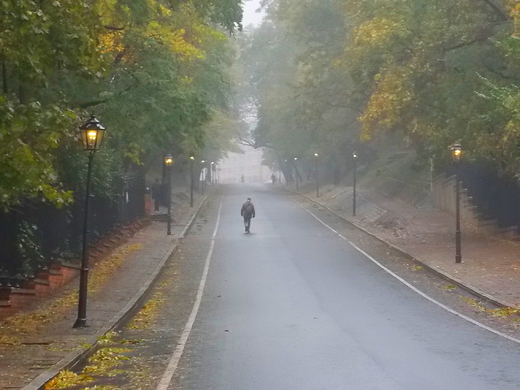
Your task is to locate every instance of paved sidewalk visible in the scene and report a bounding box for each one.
[0,191,209,390]
[295,183,520,309]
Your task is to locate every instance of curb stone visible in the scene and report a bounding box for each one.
[291,190,519,310]
[22,192,213,390]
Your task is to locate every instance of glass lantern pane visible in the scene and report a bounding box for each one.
[95,129,106,150]
[87,130,98,149]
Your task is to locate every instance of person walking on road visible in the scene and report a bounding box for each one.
[241,198,255,233]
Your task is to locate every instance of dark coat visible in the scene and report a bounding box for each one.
[241,201,255,218]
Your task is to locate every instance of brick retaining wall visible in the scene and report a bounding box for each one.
[0,218,150,320]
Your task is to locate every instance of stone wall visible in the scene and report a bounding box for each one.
[432,173,519,239]
[0,218,149,320]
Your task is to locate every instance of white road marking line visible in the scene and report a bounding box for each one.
[156,199,224,390]
[290,196,520,345]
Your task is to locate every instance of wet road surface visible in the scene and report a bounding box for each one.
[167,185,520,390]
[69,184,520,389]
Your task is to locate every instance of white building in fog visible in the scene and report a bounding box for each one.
[219,147,273,184]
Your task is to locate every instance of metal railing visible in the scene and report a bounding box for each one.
[0,174,146,282]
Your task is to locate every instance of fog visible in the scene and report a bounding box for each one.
[234,0,520,229]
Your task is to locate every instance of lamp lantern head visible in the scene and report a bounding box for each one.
[450,142,463,163]
[80,115,106,152]
[164,154,174,168]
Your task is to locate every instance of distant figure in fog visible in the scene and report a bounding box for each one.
[271,174,276,184]
[241,174,245,183]
[241,198,256,233]
[152,179,161,211]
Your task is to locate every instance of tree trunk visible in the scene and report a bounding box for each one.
[2,54,7,95]
[277,156,293,183]
[294,164,303,182]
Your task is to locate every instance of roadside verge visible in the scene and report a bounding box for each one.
[22,191,213,390]
[290,190,518,310]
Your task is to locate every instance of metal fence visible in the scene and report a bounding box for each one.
[446,164,520,229]
[0,173,146,281]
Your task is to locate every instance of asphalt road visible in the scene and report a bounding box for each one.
[155,184,520,390]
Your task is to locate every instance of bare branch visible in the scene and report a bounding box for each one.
[445,38,482,52]
[78,82,137,109]
[481,0,509,21]
[214,70,231,87]
[236,132,274,149]
[485,64,520,82]
[114,50,127,65]
[79,99,107,109]
[104,25,126,31]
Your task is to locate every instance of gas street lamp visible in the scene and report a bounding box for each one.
[200,160,206,195]
[190,156,194,207]
[165,154,173,235]
[450,142,464,263]
[294,157,298,191]
[314,153,319,197]
[74,115,106,328]
[353,152,357,216]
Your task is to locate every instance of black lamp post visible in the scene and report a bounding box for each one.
[74,115,106,328]
[200,160,205,195]
[165,154,173,235]
[353,152,357,216]
[314,153,319,197]
[285,159,288,186]
[190,156,194,207]
[294,158,298,191]
[450,143,463,263]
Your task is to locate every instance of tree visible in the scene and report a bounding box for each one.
[0,0,104,208]
[0,0,243,208]
[242,0,520,177]
[237,0,363,181]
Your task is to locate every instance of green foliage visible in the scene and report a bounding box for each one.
[241,0,520,176]
[0,0,242,209]
[17,221,45,276]
[0,0,104,208]
[342,0,520,171]
[0,0,104,86]
[239,0,362,177]
[0,100,76,208]
[191,0,244,32]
